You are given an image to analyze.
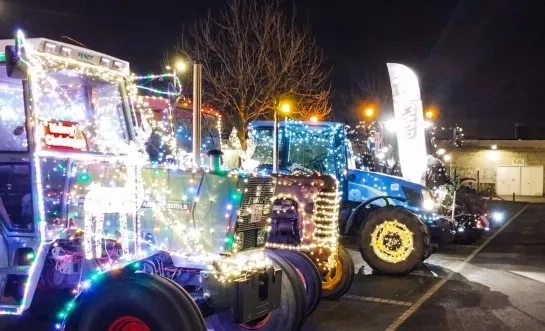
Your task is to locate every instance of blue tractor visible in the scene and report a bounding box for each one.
[249,120,456,275]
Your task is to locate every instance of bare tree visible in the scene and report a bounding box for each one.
[342,72,392,120]
[178,0,331,143]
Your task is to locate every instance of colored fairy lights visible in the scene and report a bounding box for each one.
[1,30,277,326]
[265,174,341,268]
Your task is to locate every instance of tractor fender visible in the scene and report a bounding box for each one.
[343,196,407,235]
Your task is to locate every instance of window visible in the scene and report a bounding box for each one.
[0,69,27,152]
[34,69,129,154]
[174,112,220,153]
[40,158,68,228]
[66,161,128,230]
[0,163,33,231]
[252,127,275,165]
[286,125,337,175]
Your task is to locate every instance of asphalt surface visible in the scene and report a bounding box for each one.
[1,201,543,331]
[305,201,545,331]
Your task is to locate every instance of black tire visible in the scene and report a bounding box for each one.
[65,272,205,331]
[205,251,306,331]
[321,246,354,300]
[272,249,322,316]
[466,229,484,243]
[359,206,430,275]
[456,191,485,215]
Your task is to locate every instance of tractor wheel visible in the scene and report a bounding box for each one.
[271,249,322,316]
[64,272,205,331]
[456,190,485,215]
[205,251,306,331]
[359,206,430,275]
[321,246,354,300]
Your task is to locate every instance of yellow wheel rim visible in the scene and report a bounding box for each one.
[322,255,343,291]
[370,220,414,263]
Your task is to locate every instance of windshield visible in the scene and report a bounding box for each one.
[174,111,221,153]
[33,69,129,154]
[251,124,341,174]
[286,124,340,174]
[0,67,27,152]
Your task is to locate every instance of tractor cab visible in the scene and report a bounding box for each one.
[0,31,137,314]
[249,120,439,229]
[251,120,349,177]
[134,96,222,167]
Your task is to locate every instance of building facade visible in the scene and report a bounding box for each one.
[439,140,545,196]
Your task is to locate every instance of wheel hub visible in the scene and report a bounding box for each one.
[108,316,151,331]
[370,220,414,263]
[239,312,272,329]
[321,254,343,291]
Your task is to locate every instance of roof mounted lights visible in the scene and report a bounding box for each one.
[60,46,72,57]
[43,42,57,54]
[100,57,111,68]
[112,61,125,71]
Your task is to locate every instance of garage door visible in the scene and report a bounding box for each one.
[520,166,544,196]
[497,166,544,196]
[496,166,521,195]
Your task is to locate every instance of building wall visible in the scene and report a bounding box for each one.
[449,149,545,192]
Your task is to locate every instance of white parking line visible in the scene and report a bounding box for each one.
[343,294,413,306]
[385,204,529,331]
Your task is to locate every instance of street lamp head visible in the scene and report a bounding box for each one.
[364,107,374,118]
[425,110,434,119]
[175,61,187,72]
[280,103,291,113]
[309,115,318,122]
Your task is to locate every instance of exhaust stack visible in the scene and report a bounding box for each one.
[207,149,223,172]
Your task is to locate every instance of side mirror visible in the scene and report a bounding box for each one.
[5,45,26,79]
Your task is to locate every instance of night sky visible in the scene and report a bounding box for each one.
[2,0,544,138]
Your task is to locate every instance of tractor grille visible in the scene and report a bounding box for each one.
[236,177,274,250]
[242,230,258,250]
[313,190,340,242]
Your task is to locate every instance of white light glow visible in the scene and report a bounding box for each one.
[492,212,504,222]
[385,119,397,132]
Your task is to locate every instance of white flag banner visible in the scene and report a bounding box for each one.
[386,63,427,184]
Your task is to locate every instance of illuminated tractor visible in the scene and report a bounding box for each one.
[134,91,324,317]
[133,95,223,166]
[355,120,489,244]
[266,173,354,301]
[250,120,450,276]
[0,31,306,331]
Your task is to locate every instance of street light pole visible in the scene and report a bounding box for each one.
[192,62,202,168]
[273,105,278,173]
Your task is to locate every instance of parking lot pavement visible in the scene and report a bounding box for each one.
[305,201,544,331]
[1,201,538,331]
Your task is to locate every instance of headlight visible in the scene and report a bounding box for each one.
[492,212,504,222]
[257,228,269,246]
[422,189,435,211]
[434,186,448,202]
[235,232,244,247]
